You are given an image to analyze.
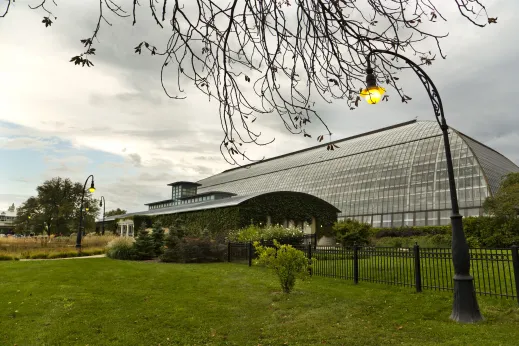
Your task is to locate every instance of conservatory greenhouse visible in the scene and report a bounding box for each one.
[97,120,519,236]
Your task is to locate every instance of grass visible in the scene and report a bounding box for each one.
[1,259,519,345]
[0,235,114,259]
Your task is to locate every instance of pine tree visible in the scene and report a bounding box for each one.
[133,224,155,260]
[151,221,165,256]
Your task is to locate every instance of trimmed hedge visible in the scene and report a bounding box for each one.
[372,225,450,238]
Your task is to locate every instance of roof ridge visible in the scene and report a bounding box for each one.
[202,119,418,178]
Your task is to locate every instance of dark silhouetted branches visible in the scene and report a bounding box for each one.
[1,0,493,165]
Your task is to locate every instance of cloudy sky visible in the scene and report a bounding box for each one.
[1,0,518,213]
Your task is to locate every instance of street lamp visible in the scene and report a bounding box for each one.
[99,196,106,235]
[362,50,482,323]
[76,175,95,250]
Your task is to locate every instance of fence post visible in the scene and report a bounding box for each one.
[227,242,231,263]
[413,242,422,293]
[353,242,359,284]
[308,243,313,276]
[248,241,253,267]
[511,245,519,305]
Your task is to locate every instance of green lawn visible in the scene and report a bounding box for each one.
[1,259,519,346]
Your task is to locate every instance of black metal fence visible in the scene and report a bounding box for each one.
[228,242,519,303]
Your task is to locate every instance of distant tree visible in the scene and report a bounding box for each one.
[105,208,127,217]
[0,0,495,164]
[483,172,519,221]
[14,177,99,235]
[7,203,15,212]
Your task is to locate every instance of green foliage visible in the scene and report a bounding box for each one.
[105,208,127,217]
[463,216,519,248]
[151,221,166,256]
[155,207,241,241]
[333,219,371,246]
[484,172,519,220]
[161,236,227,263]
[372,225,451,238]
[129,192,338,242]
[372,235,452,248]
[239,192,338,228]
[14,177,99,235]
[133,224,156,260]
[106,237,136,260]
[227,224,304,244]
[0,254,15,261]
[371,217,519,248]
[254,240,309,293]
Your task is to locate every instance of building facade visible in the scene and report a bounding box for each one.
[100,120,519,231]
[0,210,16,233]
[194,120,519,227]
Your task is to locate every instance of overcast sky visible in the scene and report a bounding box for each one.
[1,0,518,213]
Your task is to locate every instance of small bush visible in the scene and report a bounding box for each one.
[106,237,136,260]
[333,219,371,247]
[254,240,309,293]
[0,254,14,261]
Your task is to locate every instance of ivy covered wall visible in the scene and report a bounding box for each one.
[108,191,339,239]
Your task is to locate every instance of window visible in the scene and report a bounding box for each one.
[392,213,403,227]
[427,211,438,226]
[382,214,392,228]
[415,212,426,226]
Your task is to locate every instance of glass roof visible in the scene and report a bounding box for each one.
[195,120,519,219]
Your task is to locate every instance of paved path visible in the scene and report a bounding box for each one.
[19,254,106,262]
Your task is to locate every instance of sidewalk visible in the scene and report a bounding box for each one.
[19,254,106,261]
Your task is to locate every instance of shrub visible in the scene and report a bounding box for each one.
[133,225,156,260]
[151,222,165,257]
[228,224,304,244]
[372,226,450,238]
[333,219,371,247]
[0,254,14,261]
[161,236,226,263]
[254,240,309,293]
[106,237,136,260]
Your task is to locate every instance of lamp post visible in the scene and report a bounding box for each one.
[99,196,106,235]
[361,50,482,323]
[76,175,95,250]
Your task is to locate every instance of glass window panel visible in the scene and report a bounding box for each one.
[382,214,392,228]
[427,211,438,226]
[392,213,403,227]
[415,212,426,226]
[404,213,414,226]
[372,215,382,227]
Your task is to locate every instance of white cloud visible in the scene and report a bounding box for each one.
[0,0,518,212]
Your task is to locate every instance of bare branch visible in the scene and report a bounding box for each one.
[2,0,494,165]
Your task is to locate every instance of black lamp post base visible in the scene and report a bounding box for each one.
[450,274,483,323]
[75,244,82,250]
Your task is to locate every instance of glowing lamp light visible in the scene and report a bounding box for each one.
[85,207,89,211]
[360,67,385,104]
[360,86,386,104]
[88,181,96,193]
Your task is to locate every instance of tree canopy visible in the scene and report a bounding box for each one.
[483,172,519,221]
[0,0,495,163]
[14,177,100,235]
[105,208,127,217]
